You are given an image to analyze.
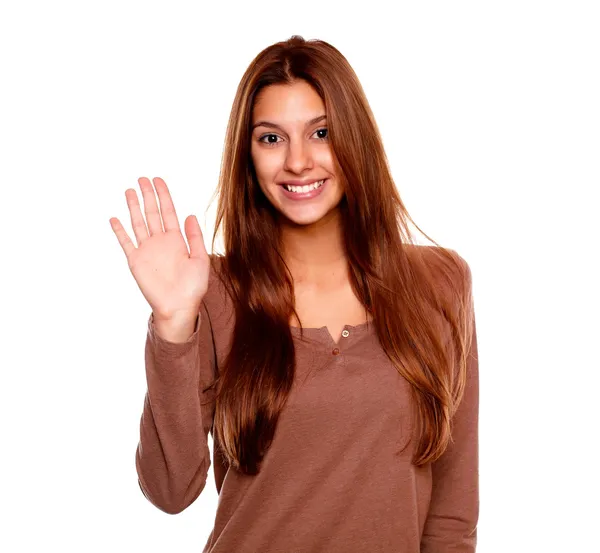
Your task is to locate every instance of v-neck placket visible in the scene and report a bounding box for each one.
[290,320,373,358]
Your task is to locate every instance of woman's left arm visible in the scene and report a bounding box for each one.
[421,261,480,553]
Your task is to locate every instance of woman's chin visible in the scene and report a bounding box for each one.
[277,204,341,227]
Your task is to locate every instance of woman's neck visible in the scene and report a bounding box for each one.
[280,209,347,288]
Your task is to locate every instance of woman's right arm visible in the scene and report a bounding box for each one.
[135,298,218,515]
[109,176,216,514]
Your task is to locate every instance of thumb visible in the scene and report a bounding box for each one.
[184,215,205,259]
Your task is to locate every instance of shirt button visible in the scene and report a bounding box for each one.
[332,347,340,355]
[341,330,349,337]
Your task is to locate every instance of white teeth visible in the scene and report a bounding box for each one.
[285,179,325,193]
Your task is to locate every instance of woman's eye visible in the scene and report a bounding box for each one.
[259,134,281,145]
[314,127,328,140]
[258,127,328,145]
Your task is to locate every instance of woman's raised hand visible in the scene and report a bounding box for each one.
[109,177,210,322]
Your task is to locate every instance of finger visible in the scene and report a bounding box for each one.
[138,177,163,236]
[109,217,137,261]
[126,187,149,246]
[184,215,206,259]
[152,176,181,232]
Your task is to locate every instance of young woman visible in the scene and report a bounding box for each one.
[110,35,479,553]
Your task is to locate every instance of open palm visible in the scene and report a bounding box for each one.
[109,176,210,321]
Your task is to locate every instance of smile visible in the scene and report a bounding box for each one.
[283,179,325,193]
[279,178,328,201]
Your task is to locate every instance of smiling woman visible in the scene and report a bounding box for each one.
[250,81,343,223]
[125,35,479,553]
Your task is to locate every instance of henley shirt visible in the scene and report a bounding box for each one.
[135,247,479,552]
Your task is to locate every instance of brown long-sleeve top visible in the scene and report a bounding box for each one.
[135,250,479,553]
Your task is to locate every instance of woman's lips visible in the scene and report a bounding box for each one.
[279,179,328,201]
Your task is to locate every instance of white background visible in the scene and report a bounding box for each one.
[1,1,598,551]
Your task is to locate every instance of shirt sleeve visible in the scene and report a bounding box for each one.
[135,300,218,515]
[421,265,480,552]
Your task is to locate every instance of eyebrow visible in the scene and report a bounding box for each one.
[251,114,327,132]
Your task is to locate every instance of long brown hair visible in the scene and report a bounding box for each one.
[205,35,475,475]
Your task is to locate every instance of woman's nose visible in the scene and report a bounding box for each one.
[284,140,313,173]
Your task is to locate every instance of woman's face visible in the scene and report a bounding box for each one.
[250,80,344,226]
